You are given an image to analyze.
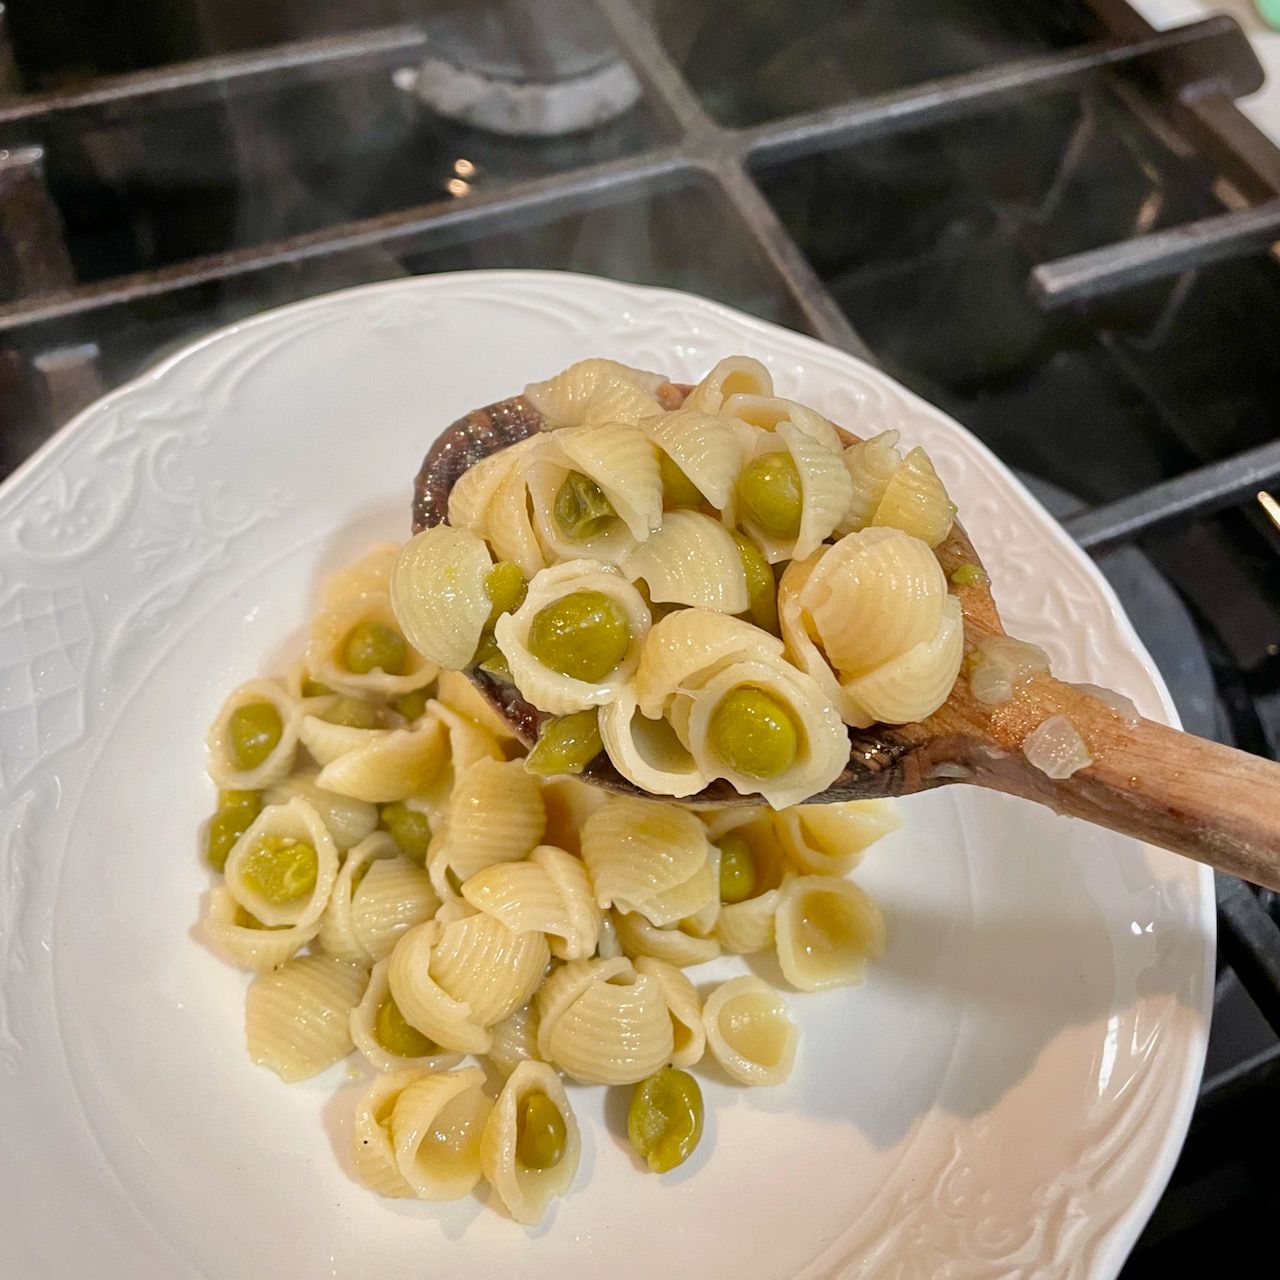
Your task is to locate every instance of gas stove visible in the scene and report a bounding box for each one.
[1,1,1277,1270]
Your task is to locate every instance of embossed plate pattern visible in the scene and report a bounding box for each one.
[0,272,1212,1279]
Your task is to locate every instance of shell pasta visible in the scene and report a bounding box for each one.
[391,1068,493,1200]
[480,1061,581,1225]
[198,355,934,1226]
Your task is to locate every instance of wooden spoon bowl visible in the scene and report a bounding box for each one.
[413,387,1280,890]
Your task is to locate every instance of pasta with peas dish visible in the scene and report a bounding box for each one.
[196,354,961,1227]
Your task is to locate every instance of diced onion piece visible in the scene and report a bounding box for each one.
[1022,715,1093,779]
[967,634,1051,707]
[1072,682,1140,727]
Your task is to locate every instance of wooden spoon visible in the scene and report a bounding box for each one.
[413,387,1280,891]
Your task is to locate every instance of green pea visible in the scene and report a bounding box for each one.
[554,471,617,539]
[343,620,407,676]
[485,561,528,625]
[627,1067,704,1173]
[733,531,779,634]
[659,451,704,509]
[516,1091,568,1170]
[950,562,986,588]
[319,696,381,729]
[525,710,602,777]
[381,802,431,864]
[300,677,334,697]
[717,833,758,904]
[708,686,800,780]
[374,995,436,1059]
[391,687,430,722]
[474,632,512,681]
[228,701,283,771]
[238,834,318,905]
[527,591,630,682]
[737,451,802,540]
[207,806,254,873]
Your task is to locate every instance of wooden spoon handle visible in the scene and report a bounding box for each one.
[959,679,1280,890]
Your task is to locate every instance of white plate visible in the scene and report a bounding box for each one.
[0,271,1212,1279]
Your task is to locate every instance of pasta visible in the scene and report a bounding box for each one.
[774,875,887,991]
[390,525,493,670]
[776,553,863,725]
[419,353,964,805]
[681,657,851,808]
[224,798,339,930]
[314,716,450,803]
[773,799,901,877]
[297,712,378,767]
[448,435,550,577]
[245,953,369,1082]
[480,1060,581,1225]
[598,686,705,799]
[388,909,549,1055]
[526,452,638,568]
[486,1002,542,1077]
[702,976,799,1086]
[634,956,705,1068]
[722,393,843,454]
[391,1067,493,1199]
[426,756,545,896]
[553,423,664,541]
[523,357,663,428]
[643,408,744,510]
[413,698,507,828]
[305,591,437,697]
[737,423,852,564]
[634,608,787,717]
[206,678,302,790]
[462,843,601,960]
[780,528,964,729]
[703,811,792,956]
[623,510,750,613]
[539,775,607,855]
[317,831,392,962]
[386,920,489,1054]
[495,560,651,715]
[537,957,675,1085]
[198,353,955,1222]
[357,857,439,954]
[264,770,378,849]
[626,609,827,802]
[581,797,716,927]
[842,596,963,727]
[321,542,399,610]
[612,908,722,967]
[839,431,955,547]
[806,528,946,677]
[350,957,464,1074]
[683,354,773,414]
[352,1069,428,1198]
[201,886,318,972]
[349,845,439,962]
[433,668,521,745]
